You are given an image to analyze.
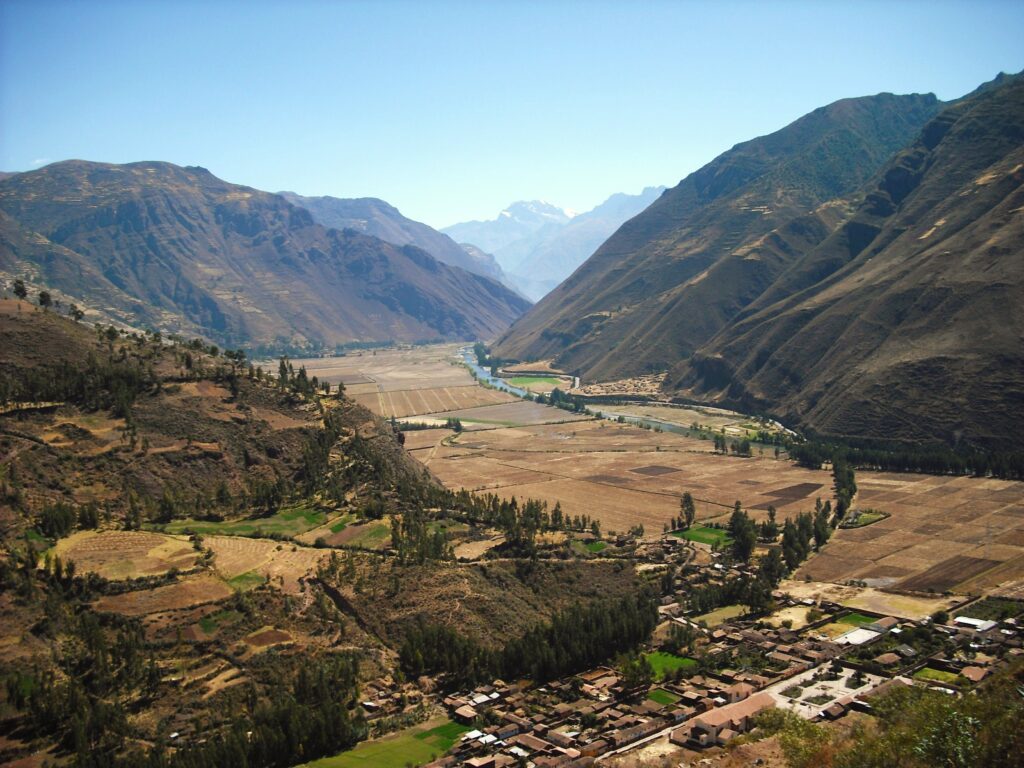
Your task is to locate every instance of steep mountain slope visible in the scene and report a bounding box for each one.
[278,192,508,284]
[494,92,942,377]
[442,200,572,260]
[503,187,666,300]
[0,161,530,348]
[671,73,1024,448]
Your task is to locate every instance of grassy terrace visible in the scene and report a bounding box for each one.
[644,651,697,680]
[159,505,326,537]
[303,718,469,768]
[671,525,731,546]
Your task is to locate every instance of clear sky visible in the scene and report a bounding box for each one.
[1,0,1021,228]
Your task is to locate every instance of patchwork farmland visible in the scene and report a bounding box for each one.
[372,345,1024,598]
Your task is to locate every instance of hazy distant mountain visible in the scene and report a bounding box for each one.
[278,192,508,285]
[443,201,573,260]
[0,161,531,348]
[444,190,664,300]
[502,187,666,300]
[670,72,1024,448]
[495,91,942,375]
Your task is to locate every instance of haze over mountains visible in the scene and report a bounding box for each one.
[0,161,530,350]
[496,73,1024,448]
[443,188,665,300]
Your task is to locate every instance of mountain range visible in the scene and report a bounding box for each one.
[0,161,530,350]
[496,74,1024,448]
[277,192,509,285]
[443,188,664,300]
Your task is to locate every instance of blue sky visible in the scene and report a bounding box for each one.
[1,1,1021,228]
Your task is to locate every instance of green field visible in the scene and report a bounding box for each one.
[696,604,746,626]
[842,509,889,528]
[344,520,392,549]
[505,376,563,388]
[838,612,877,626]
[161,505,326,538]
[644,651,697,680]
[227,571,265,592]
[647,687,680,705]
[586,540,607,553]
[329,514,355,534]
[671,525,731,546]
[302,719,469,768]
[199,609,242,634]
[913,666,961,685]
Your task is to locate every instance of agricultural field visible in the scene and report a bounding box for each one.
[160,505,327,538]
[502,375,571,394]
[54,530,199,579]
[794,473,1024,595]
[301,717,469,768]
[598,402,787,440]
[402,400,592,430]
[203,535,330,593]
[285,345,518,418]
[417,418,839,534]
[93,574,233,616]
[672,525,731,546]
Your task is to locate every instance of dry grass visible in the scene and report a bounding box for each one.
[204,535,329,593]
[417,418,836,534]
[93,574,232,616]
[54,530,198,580]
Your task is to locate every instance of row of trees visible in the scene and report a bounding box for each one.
[790,439,1024,481]
[399,593,658,689]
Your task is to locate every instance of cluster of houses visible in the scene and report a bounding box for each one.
[411,592,1021,767]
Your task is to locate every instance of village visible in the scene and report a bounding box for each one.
[354,531,1023,768]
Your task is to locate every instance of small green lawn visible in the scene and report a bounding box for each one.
[199,609,243,635]
[839,612,878,626]
[913,666,962,685]
[161,505,326,538]
[671,525,731,546]
[644,651,697,680]
[506,376,563,388]
[25,528,49,544]
[585,540,607,553]
[302,718,469,768]
[227,571,265,592]
[647,688,680,706]
[345,520,392,549]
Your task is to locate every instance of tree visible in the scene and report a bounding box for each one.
[680,492,696,529]
[729,506,757,563]
[68,303,84,322]
[38,290,52,309]
[13,279,27,300]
